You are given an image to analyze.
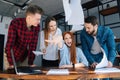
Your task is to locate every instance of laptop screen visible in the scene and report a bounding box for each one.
[11,50,18,74]
[0,34,4,71]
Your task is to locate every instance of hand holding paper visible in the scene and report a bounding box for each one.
[95,48,108,69]
[32,51,44,56]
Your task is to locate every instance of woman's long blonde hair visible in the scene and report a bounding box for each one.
[44,16,56,47]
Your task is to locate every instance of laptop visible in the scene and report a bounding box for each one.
[11,51,42,75]
[0,34,4,71]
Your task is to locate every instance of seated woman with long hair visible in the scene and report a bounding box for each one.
[45,32,88,68]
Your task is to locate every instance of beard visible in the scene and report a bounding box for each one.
[90,30,95,35]
[87,29,96,36]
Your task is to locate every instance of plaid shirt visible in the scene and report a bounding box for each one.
[5,18,40,65]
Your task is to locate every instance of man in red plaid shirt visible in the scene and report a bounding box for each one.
[5,5,43,69]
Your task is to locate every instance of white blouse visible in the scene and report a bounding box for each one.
[40,28,62,60]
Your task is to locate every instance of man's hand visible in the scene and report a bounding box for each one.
[106,61,113,68]
[30,64,36,67]
[8,65,14,69]
[90,62,98,69]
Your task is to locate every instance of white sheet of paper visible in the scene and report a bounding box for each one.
[62,0,72,21]
[70,25,84,32]
[46,69,69,75]
[68,0,84,25]
[96,48,108,69]
[32,51,44,56]
[62,0,84,32]
[95,67,120,73]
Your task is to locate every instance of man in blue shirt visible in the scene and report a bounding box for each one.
[80,16,116,69]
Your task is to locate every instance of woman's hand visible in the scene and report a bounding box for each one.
[45,35,63,48]
[59,65,72,68]
[42,48,46,54]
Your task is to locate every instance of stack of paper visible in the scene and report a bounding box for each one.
[32,51,44,56]
[46,69,69,75]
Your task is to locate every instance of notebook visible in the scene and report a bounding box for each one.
[11,51,42,75]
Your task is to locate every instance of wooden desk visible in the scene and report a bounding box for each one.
[0,67,120,80]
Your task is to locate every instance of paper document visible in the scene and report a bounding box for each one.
[68,0,84,25]
[96,48,108,69]
[47,69,69,75]
[62,0,84,32]
[95,67,120,73]
[62,0,72,21]
[32,51,44,56]
[70,25,84,32]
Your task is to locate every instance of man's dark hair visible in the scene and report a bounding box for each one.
[85,16,98,26]
[26,5,43,16]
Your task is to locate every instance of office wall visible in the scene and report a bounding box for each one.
[0,15,12,47]
[83,1,120,39]
[0,15,12,70]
